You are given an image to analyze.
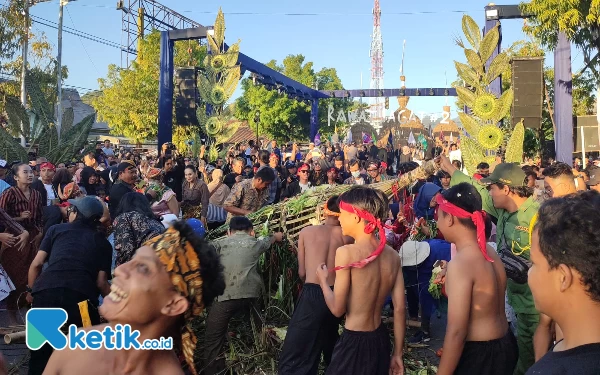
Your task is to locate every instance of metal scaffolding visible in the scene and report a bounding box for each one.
[369,0,384,130]
[117,0,205,67]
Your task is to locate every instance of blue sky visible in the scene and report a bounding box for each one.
[28,0,584,117]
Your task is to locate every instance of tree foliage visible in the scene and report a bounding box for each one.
[522,0,600,82]
[91,31,206,145]
[235,54,351,142]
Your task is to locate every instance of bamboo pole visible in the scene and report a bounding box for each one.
[4,330,26,344]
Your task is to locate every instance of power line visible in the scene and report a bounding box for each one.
[65,6,101,76]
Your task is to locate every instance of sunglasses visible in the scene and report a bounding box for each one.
[184,159,190,162]
[299,170,309,174]
[367,168,378,172]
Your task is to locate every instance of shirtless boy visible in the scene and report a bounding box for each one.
[279,196,353,374]
[436,183,517,375]
[316,186,405,375]
[43,221,225,375]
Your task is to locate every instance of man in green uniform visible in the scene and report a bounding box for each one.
[439,156,539,375]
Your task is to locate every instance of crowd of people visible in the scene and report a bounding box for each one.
[0,135,599,375]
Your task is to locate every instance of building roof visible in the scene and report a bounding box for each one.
[225,122,267,144]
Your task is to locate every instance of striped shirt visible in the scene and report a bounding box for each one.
[0,186,44,233]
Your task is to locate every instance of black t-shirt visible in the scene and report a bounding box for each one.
[42,205,64,235]
[223,173,239,189]
[526,343,600,375]
[33,222,113,301]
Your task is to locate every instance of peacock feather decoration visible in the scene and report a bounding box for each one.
[454,14,524,174]
[197,8,243,160]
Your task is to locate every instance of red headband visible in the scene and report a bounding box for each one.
[40,162,56,171]
[435,194,493,262]
[333,200,389,271]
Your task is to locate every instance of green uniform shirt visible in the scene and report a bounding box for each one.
[451,171,539,314]
[213,232,271,302]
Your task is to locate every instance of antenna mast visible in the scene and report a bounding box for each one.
[369,0,384,130]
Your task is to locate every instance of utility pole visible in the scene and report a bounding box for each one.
[56,0,65,140]
[20,1,30,146]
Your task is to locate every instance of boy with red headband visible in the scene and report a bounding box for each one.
[316,186,405,375]
[279,196,353,374]
[436,183,517,375]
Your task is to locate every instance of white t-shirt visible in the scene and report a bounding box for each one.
[299,182,313,194]
[44,183,56,206]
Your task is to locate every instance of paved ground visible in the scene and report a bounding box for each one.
[0,308,29,375]
[406,311,447,367]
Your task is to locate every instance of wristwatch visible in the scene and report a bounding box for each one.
[25,285,32,293]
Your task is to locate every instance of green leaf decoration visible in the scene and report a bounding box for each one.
[37,124,59,157]
[454,61,480,88]
[207,34,220,55]
[477,124,504,150]
[464,49,484,75]
[485,53,510,86]
[214,8,226,48]
[479,24,499,63]
[472,93,500,121]
[197,74,212,101]
[0,127,29,162]
[457,111,481,138]
[505,120,525,163]
[205,116,224,136]
[25,71,53,128]
[209,55,227,74]
[60,107,74,136]
[223,41,240,68]
[4,96,29,138]
[461,136,487,175]
[47,113,96,164]
[214,119,240,144]
[210,86,227,106]
[494,88,513,122]
[208,145,219,162]
[222,65,241,101]
[456,86,477,108]
[462,15,482,50]
[196,107,208,127]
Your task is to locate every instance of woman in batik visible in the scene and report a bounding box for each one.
[181,166,209,224]
[0,163,43,320]
[145,168,180,218]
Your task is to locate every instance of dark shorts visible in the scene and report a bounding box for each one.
[279,283,341,375]
[455,329,518,375]
[325,323,390,375]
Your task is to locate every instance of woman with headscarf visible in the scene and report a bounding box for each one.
[181,166,209,223]
[78,167,99,196]
[43,221,225,375]
[145,168,180,218]
[411,182,443,241]
[206,168,230,230]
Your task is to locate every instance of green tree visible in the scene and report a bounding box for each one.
[235,54,350,142]
[522,0,600,83]
[91,31,205,145]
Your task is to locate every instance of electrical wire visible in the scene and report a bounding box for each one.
[65,6,101,76]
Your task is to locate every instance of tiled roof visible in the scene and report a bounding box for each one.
[225,122,267,144]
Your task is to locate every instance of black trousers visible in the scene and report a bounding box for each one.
[403,266,420,319]
[278,283,341,375]
[326,324,391,375]
[28,287,100,375]
[202,298,261,375]
[455,330,518,375]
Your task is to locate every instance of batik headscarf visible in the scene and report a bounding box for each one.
[143,226,204,375]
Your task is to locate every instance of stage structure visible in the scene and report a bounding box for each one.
[482,4,574,164]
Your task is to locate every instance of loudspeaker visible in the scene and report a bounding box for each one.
[174,68,199,126]
[511,58,543,129]
[573,115,600,152]
[543,140,556,159]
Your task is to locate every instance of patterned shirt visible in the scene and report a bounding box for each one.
[257,165,280,205]
[113,211,165,267]
[223,178,268,221]
[0,186,43,233]
[213,232,271,301]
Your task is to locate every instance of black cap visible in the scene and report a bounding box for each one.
[117,161,136,174]
[586,167,600,186]
[68,197,104,219]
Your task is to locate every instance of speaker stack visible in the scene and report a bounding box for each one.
[573,115,600,153]
[174,68,199,127]
[511,57,544,129]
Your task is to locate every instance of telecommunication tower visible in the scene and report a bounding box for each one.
[369,0,384,129]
